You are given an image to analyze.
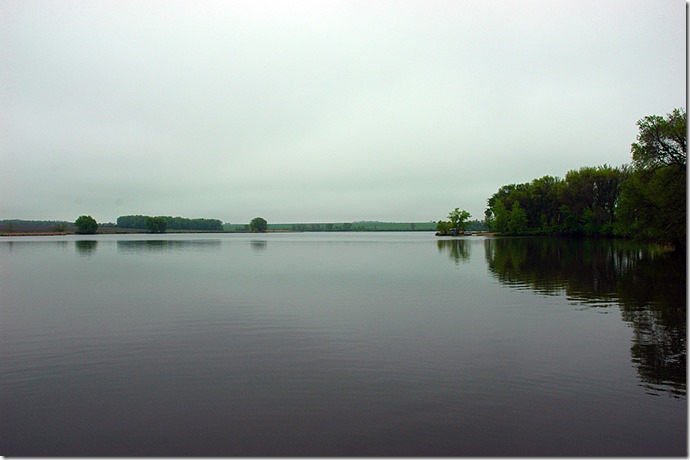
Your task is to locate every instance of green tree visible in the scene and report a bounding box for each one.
[618,108,686,249]
[528,175,561,232]
[581,207,598,236]
[75,215,98,234]
[556,165,623,236]
[436,220,452,235]
[631,108,686,169]
[507,202,528,234]
[249,217,268,232]
[558,204,579,234]
[488,199,509,233]
[486,166,625,237]
[117,215,148,229]
[146,216,167,233]
[448,208,471,234]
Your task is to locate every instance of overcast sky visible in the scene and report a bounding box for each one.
[1,0,685,224]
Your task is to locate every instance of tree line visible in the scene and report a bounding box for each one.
[483,108,686,250]
[116,215,224,232]
[0,219,74,233]
[223,221,450,232]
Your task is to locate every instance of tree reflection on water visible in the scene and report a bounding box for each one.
[483,237,686,398]
[75,240,98,256]
[116,239,222,254]
[436,238,470,265]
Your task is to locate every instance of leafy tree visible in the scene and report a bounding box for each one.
[488,198,509,233]
[436,208,472,235]
[117,215,148,229]
[249,217,268,232]
[556,165,623,236]
[528,175,561,231]
[486,166,622,237]
[631,108,686,169]
[558,205,579,234]
[617,162,686,247]
[448,208,471,233]
[507,202,528,234]
[486,183,531,232]
[75,215,98,234]
[618,108,686,249]
[436,220,453,235]
[146,216,167,233]
[581,207,598,236]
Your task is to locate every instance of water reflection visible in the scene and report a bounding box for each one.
[484,237,686,398]
[436,238,470,265]
[250,240,267,253]
[75,240,98,256]
[0,240,70,253]
[117,239,221,254]
[616,250,687,398]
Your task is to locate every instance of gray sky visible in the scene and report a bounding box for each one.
[1,0,685,224]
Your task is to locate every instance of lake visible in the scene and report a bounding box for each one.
[0,232,685,456]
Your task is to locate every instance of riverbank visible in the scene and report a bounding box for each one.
[436,232,497,237]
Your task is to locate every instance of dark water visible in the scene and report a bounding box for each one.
[0,233,685,456]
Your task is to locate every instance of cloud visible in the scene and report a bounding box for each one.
[1,0,685,223]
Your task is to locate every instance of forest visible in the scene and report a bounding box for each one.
[116,215,223,232]
[483,108,686,250]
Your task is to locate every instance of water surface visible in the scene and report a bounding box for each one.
[0,233,685,456]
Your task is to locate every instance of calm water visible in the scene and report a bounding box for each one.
[0,232,685,456]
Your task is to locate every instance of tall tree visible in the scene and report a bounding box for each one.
[75,215,98,234]
[249,217,268,233]
[507,202,528,234]
[448,208,471,233]
[618,108,686,249]
[631,108,686,169]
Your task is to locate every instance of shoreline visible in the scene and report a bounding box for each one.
[1,230,493,237]
[0,230,225,237]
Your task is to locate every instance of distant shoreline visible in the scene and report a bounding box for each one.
[0,230,227,237]
[1,230,498,237]
[0,232,75,237]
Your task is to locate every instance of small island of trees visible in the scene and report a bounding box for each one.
[436,208,472,236]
